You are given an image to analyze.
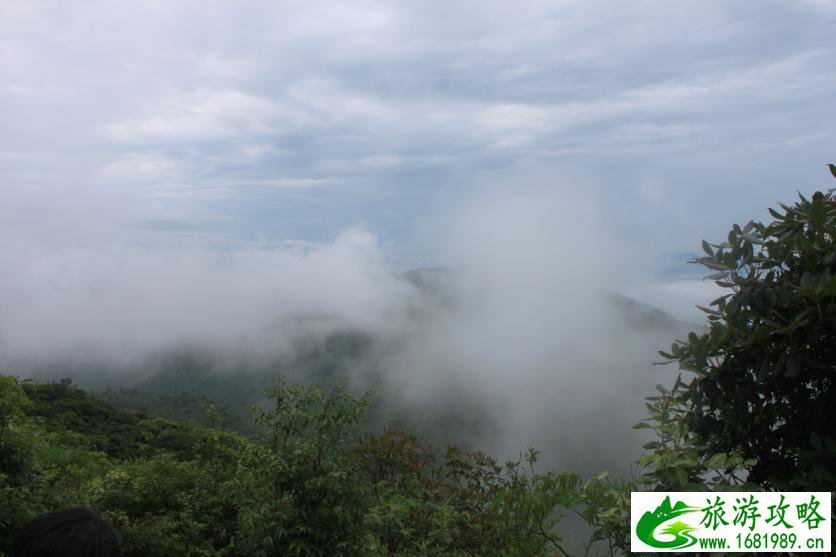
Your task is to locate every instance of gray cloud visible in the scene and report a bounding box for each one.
[2,0,834,257]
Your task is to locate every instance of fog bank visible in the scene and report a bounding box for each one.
[0,188,693,471]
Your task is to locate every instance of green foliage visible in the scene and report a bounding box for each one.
[644,184,836,492]
[2,374,639,556]
[634,376,758,494]
[0,375,250,557]
[0,376,35,479]
[101,388,251,433]
[356,436,578,556]
[0,376,38,551]
[90,453,237,556]
[230,378,371,556]
[570,472,631,555]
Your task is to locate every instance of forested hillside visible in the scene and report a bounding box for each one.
[0,375,624,556]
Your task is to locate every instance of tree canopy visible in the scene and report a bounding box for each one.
[641,173,835,493]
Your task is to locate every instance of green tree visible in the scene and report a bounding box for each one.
[0,375,37,552]
[0,376,34,479]
[644,173,836,491]
[230,378,371,556]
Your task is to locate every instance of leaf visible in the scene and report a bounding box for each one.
[829,163,836,179]
[811,192,825,226]
[632,422,651,430]
[703,261,734,271]
[706,453,727,469]
[701,240,714,256]
[676,467,688,487]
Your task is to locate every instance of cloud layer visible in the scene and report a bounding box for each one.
[2,0,835,258]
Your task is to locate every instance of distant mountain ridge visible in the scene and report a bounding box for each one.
[19,267,701,469]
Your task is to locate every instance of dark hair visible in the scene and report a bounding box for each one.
[9,507,121,557]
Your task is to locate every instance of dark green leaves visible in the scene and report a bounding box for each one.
[648,186,836,493]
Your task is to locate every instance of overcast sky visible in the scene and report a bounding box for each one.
[2,0,835,277]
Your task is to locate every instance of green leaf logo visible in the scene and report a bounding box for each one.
[636,496,700,549]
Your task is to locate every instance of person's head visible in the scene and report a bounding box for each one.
[9,507,121,557]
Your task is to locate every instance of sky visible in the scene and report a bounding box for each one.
[1,0,836,339]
